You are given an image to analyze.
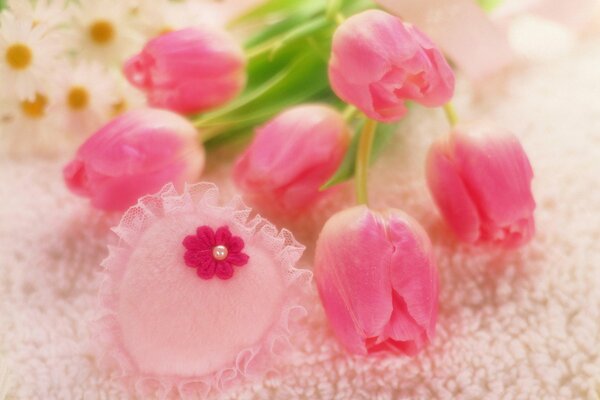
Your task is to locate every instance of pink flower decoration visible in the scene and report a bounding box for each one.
[328,9,455,122]
[182,225,249,280]
[314,206,439,356]
[63,109,205,212]
[233,104,350,215]
[426,122,536,247]
[124,27,245,115]
[92,183,311,399]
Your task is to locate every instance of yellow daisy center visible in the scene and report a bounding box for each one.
[89,20,115,45]
[159,26,173,35]
[111,99,127,116]
[20,93,48,118]
[67,86,89,110]
[5,43,33,70]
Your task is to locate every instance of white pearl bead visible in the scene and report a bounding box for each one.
[212,245,228,261]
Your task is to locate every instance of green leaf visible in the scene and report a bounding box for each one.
[320,120,398,190]
[231,0,324,27]
[196,0,377,147]
[244,13,312,50]
[0,0,6,11]
[199,50,332,144]
[476,0,504,12]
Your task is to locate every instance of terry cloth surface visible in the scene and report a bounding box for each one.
[1,27,600,400]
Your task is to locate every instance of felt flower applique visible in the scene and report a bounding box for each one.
[183,225,249,280]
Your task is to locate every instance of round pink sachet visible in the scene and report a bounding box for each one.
[92,182,312,398]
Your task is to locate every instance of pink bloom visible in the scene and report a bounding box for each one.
[328,9,455,122]
[233,104,350,214]
[63,109,205,212]
[314,206,439,356]
[124,27,245,114]
[183,225,249,280]
[426,122,536,247]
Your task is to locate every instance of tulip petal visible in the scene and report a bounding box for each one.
[316,272,369,354]
[77,110,197,177]
[233,105,349,214]
[124,27,245,114]
[329,9,454,122]
[330,11,411,84]
[380,292,425,342]
[426,138,481,243]
[388,211,439,339]
[452,127,536,246]
[63,159,91,197]
[315,206,394,354]
[385,331,429,356]
[87,162,187,212]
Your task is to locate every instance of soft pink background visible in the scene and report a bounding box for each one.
[2,11,600,400]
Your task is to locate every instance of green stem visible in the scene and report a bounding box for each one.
[245,40,278,59]
[326,0,343,21]
[198,127,221,144]
[443,102,458,127]
[355,118,378,205]
[342,105,358,122]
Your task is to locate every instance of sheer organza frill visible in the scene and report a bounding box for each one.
[91,182,313,399]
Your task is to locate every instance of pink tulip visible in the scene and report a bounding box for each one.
[426,122,536,247]
[124,28,245,115]
[314,206,439,356]
[233,104,350,214]
[328,9,455,122]
[63,109,205,212]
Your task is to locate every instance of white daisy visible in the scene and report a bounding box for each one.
[51,61,118,138]
[110,73,146,117]
[0,88,66,156]
[68,0,143,65]
[0,12,65,100]
[136,0,227,38]
[6,0,72,31]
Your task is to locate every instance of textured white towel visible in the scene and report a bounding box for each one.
[1,26,600,400]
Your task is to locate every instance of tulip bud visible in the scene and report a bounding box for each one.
[63,109,205,211]
[124,28,245,114]
[328,10,455,122]
[233,104,350,214]
[426,122,536,247]
[314,206,439,356]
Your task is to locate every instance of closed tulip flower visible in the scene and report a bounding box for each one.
[426,122,536,247]
[63,109,205,212]
[315,206,439,356]
[328,10,455,122]
[124,27,245,114]
[233,104,350,214]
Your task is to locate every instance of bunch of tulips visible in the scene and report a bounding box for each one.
[64,0,535,356]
